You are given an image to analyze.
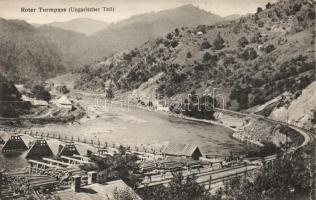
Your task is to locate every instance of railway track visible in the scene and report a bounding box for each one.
[139,108,315,188]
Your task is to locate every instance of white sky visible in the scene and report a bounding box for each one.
[0,0,277,24]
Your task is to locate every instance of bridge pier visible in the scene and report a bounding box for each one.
[1,135,28,153]
[0,136,5,145]
[57,142,80,157]
[26,139,53,159]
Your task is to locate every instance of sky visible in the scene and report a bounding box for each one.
[0,0,277,24]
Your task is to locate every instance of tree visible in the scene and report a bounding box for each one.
[179,94,217,120]
[238,36,249,48]
[84,153,141,189]
[223,149,312,200]
[203,52,212,63]
[202,52,218,64]
[170,40,179,48]
[186,51,192,58]
[240,48,258,60]
[166,33,173,40]
[266,2,272,9]
[230,84,251,109]
[265,44,275,53]
[31,85,51,102]
[257,7,263,13]
[174,28,179,36]
[201,40,211,49]
[138,172,212,200]
[112,187,138,200]
[213,33,225,50]
[106,83,114,99]
[0,73,21,101]
[246,141,280,157]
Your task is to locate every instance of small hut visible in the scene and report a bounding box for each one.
[56,95,72,109]
[162,143,202,160]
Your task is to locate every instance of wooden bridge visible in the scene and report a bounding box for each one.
[60,155,92,165]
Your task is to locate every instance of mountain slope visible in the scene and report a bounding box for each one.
[47,18,109,35]
[0,5,224,82]
[0,18,66,83]
[0,72,30,117]
[76,4,223,64]
[75,0,315,111]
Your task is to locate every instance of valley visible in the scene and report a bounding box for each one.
[0,0,315,199]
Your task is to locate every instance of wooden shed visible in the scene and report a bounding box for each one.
[162,143,202,160]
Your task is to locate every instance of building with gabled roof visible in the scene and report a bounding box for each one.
[56,95,73,109]
[162,143,202,160]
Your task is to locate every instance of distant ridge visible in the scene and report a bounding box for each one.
[0,4,225,81]
[47,18,109,35]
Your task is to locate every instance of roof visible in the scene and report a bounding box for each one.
[32,100,49,106]
[54,180,141,200]
[162,143,201,157]
[57,95,72,105]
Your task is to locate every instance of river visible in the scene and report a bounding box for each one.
[0,95,246,171]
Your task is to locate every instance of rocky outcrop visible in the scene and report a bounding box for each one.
[269,81,316,131]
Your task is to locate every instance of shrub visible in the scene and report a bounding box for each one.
[166,33,173,40]
[257,20,265,28]
[31,85,51,102]
[200,40,211,49]
[251,32,262,43]
[202,52,218,63]
[123,53,133,62]
[240,48,258,60]
[163,40,170,47]
[186,51,192,58]
[170,40,179,48]
[0,74,21,101]
[174,28,179,36]
[138,172,213,200]
[265,2,272,9]
[213,33,225,50]
[238,36,249,48]
[265,44,275,53]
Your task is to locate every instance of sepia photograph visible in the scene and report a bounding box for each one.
[0,0,315,199]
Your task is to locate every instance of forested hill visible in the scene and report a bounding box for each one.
[0,72,29,117]
[75,0,315,110]
[47,18,109,35]
[62,4,224,68]
[0,5,224,83]
[0,18,67,83]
